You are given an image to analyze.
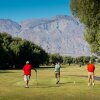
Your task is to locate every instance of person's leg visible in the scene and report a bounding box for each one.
[57,72,60,83]
[88,72,91,86]
[55,73,58,84]
[24,75,27,87]
[91,73,95,86]
[55,72,60,84]
[26,75,30,87]
[24,75,30,88]
[55,73,57,79]
[26,80,29,87]
[56,72,60,84]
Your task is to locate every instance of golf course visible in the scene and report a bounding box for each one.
[0,64,100,100]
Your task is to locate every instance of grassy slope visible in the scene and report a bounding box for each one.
[0,64,100,100]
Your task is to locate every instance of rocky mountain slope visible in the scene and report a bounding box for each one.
[0,15,91,56]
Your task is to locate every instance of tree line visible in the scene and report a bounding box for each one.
[0,32,49,69]
[49,53,99,67]
[0,33,99,69]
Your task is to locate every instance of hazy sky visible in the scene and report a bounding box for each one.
[0,0,72,22]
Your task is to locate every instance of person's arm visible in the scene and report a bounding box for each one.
[23,66,24,70]
[32,65,37,72]
[93,64,95,71]
[33,67,37,72]
[87,65,89,71]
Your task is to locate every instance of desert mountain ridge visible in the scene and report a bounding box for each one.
[0,15,92,56]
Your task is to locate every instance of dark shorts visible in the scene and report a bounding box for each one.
[55,72,60,75]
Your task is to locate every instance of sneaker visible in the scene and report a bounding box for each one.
[25,86,29,88]
[56,81,59,84]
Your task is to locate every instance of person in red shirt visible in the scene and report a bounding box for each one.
[87,60,95,86]
[23,61,37,88]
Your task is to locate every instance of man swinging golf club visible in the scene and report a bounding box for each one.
[23,61,37,88]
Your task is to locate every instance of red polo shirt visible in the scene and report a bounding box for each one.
[23,64,32,75]
[87,64,95,72]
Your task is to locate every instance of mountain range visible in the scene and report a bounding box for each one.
[0,15,92,56]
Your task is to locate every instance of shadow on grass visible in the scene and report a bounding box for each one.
[29,83,61,88]
[64,75,100,81]
[31,81,78,88]
[15,82,76,88]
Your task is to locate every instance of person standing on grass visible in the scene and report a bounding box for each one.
[23,61,37,88]
[87,60,95,86]
[55,62,61,84]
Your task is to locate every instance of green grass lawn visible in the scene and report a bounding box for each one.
[0,64,100,100]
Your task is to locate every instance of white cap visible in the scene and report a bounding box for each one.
[89,60,92,63]
[26,61,29,64]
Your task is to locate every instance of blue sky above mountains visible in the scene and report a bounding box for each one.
[0,0,71,22]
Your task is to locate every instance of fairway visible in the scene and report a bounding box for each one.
[0,64,100,100]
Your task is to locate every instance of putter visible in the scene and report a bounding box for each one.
[36,71,38,85]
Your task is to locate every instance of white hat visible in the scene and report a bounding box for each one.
[26,61,29,64]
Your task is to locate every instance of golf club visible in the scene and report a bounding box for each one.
[36,71,38,85]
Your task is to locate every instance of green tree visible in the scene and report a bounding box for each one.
[75,56,85,67]
[83,56,91,64]
[70,0,100,55]
[0,33,49,69]
[0,33,13,69]
[63,56,73,66]
[49,53,62,64]
[10,38,49,68]
[90,56,97,63]
[97,58,100,63]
